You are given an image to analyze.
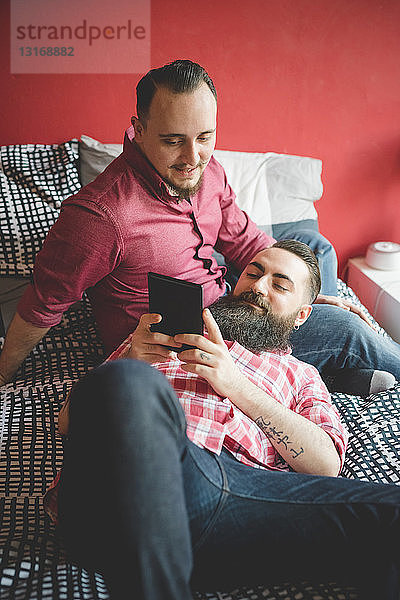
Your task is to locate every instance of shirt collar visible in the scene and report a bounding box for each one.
[226,339,292,357]
[123,126,180,203]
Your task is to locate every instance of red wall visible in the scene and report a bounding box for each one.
[1,0,400,270]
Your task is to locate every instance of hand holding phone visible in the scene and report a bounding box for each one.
[124,313,182,365]
[148,272,203,351]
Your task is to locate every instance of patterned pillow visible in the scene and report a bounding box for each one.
[332,385,400,484]
[0,140,81,277]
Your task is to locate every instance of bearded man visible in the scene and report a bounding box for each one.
[47,240,400,600]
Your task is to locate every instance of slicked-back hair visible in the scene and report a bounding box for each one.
[272,239,321,304]
[136,59,217,122]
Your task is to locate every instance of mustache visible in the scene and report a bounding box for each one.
[235,290,271,312]
[171,161,208,169]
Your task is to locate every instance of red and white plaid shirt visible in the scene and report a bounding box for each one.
[44,337,348,523]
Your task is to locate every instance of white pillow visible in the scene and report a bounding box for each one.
[213,149,322,228]
[80,135,123,187]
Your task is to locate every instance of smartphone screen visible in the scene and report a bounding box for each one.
[147,272,203,350]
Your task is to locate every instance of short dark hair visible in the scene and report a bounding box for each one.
[271,239,321,303]
[136,59,217,122]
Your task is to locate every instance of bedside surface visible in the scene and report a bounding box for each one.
[347,257,400,343]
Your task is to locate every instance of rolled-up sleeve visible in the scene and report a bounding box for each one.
[295,371,349,471]
[17,199,122,328]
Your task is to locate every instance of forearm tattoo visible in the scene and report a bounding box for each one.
[255,416,304,459]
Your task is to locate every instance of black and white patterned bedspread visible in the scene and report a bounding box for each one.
[1,284,399,600]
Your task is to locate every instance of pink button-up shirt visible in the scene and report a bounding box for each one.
[18,127,273,352]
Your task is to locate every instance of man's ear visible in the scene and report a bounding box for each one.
[294,304,312,328]
[131,116,146,141]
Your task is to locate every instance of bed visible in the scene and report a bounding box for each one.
[1,136,400,600]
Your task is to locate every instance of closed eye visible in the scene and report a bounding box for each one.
[274,283,289,292]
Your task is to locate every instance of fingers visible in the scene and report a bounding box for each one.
[316,295,351,310]
[174,309,224,349]
[347,304,377,330]
[178,354,215,380]
[137,313,182,348]
[128,340,179,364]
[138,312,162,329]
[333,300,377,331]
[199,350,212,362]
[202,308,225,344]
[327,297,350,311]
[174,333,211,353]
[178,347,214,365]
[179,362,208,377]
[151,334,183,349]
[128,314,182,364]
[336,300,350,311]
[316,296,377,328]
[145,350,179,363]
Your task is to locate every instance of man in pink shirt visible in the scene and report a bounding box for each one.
[0,59,399,395]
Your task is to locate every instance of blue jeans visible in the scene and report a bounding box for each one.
[284,228,338,296]
[290,304,400,381]
[58,360,400,600]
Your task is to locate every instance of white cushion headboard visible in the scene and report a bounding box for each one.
[213,149,323,231]
[79,136,323,234]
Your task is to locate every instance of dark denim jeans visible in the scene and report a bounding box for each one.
[290,303,400,381]
[283,228,338,296]
[58,360,400,600]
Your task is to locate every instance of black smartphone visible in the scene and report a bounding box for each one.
[147,272,203,351]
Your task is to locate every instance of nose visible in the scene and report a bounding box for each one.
[180,141,200,166]
[251,276,269,298]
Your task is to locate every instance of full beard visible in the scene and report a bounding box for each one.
[208,290,298,354]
